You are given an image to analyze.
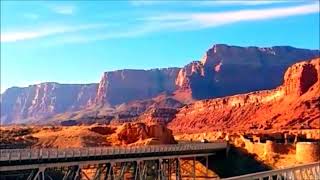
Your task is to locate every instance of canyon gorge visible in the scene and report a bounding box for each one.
[1,44,319,125]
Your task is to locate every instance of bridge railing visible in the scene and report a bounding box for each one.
[221,161,320,180]
[0,142,227,162]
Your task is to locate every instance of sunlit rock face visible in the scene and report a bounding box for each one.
[168,58,320,133]
[0,83,98,124]
[176,44,319,99]
[1,44,319,125]
[283,59,320,96]
[116,123,176,145]
[95,68,180,106]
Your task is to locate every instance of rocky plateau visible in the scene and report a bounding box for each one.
[1,44,319,124]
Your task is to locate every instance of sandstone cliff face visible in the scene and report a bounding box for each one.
[175,44,319,99]
[168,58,320,133]
[95,68,180,105]
[283,60,319,96]
[1,83,97,124]
[175,61,204,90]
[1,44,319,125]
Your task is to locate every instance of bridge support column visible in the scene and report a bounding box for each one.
[158,159,163,180]
[41,170,45,180]
[26,169,36,180]
[175,158,181,180]
[105,162,114,180]
[192,156,196,180]
[133,161,139,180]
[73,166,80,180]
[104,163,110,180]
[64,166,79,180]
[168,159,172,180]
[141,161,147,179]
[32,167,45,180]
[32,169,40,180]
[205,155,209,177]
[119,162,128,180]
[93,164,105,180]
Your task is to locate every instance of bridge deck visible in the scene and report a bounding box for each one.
[0,142,227,168]
[222,161,320,180]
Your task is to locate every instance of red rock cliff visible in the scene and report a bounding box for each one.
[95,68,180,105]
[168,58,320,133]
[0,83,97,124]
[175,44,319,99]
[1,45,319,124]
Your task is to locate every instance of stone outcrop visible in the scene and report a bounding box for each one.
[168,58,320,133]
[283,60,320,96]
[116,123,176,145]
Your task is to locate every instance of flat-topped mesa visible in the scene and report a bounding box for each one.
[201,44,267,68]
[95,68,180,106]
[174,44,319,100]
[201,44,319,67]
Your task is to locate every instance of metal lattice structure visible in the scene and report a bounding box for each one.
[0,143,227,180]
[222,161,320,180]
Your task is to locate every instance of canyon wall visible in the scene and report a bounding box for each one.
[1,83,98,124]
[1,44,319,124]
[168,58,320,133]
[95,68,180,106]
[175,44,319,99]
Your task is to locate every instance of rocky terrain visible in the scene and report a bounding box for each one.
[0,122,176,148]
[168,58,320,133]
[1,44,319,124]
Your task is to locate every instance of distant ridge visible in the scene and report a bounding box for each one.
[1,44,319,124]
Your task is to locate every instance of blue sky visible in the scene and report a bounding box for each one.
[1,0,319,93]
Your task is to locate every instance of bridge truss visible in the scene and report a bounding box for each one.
[0,143,226,180]
[0,153,215,180]
[222,161,320,180]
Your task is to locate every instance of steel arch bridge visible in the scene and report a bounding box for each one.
[0,142,227,180]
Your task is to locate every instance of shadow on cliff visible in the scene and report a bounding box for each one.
[199,146,272,178]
